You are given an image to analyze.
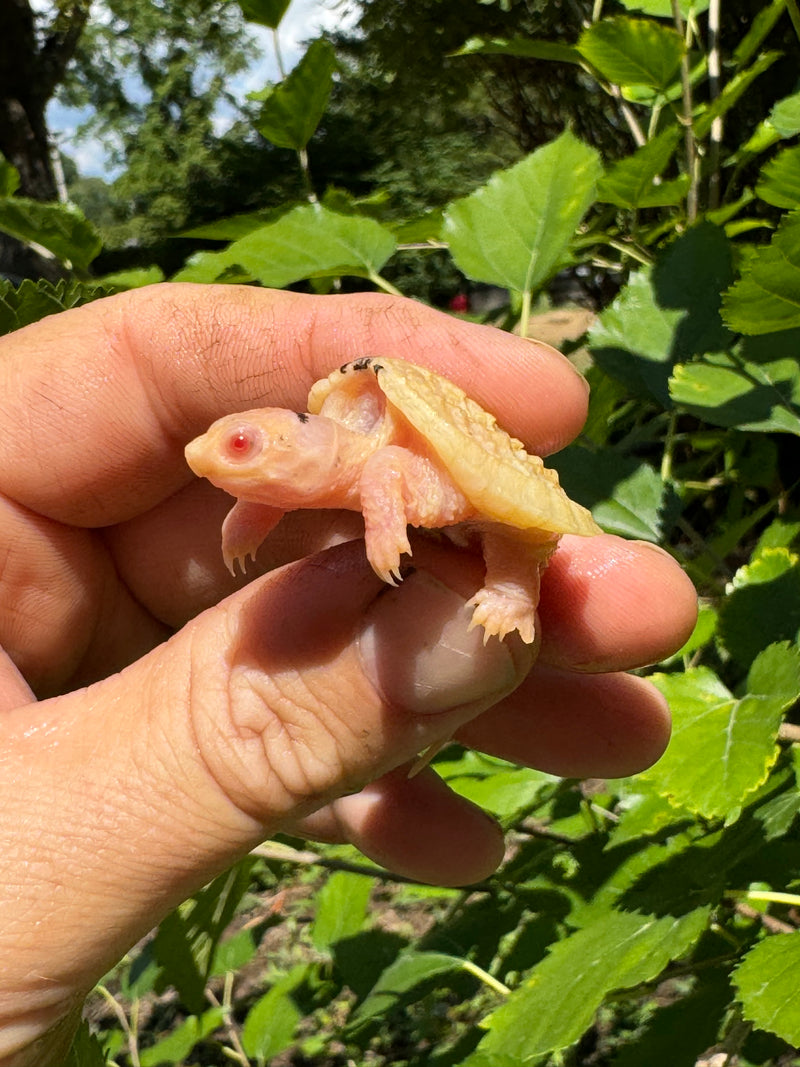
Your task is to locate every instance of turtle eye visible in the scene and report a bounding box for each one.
[222,424,262,463]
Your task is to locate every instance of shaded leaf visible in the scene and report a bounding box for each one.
[553,447,680,542]
[0,154,20,197]
[138,1007,224,1066]
[65,1021,107,1067]
[255,39,337,150]
[0,277,110,335]
[597,127,684,208]
[734,934,800,1045]
[347,951,465,1033]
[669,351,800,436]
[238,0,291,28]
[443,130,601,295]
[694,52,781,140]
[722,211,800,334]
[0,197,101,270]
[462,909,709,1065]
[644,644,800,818]
[578,17,684,90]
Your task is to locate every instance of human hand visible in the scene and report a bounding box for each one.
[0,284,696,1065]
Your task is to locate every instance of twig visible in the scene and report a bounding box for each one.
[734,902,796,935]
[96,985,140,1067]
[779,722,800,743]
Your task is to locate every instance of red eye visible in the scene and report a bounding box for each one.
[223,425,261,462]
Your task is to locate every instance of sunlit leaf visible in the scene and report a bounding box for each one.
[0,197,101,270]
[644,644,800,818]
[138,1007,224,1066]
[617,0,708,16]
[734,934,800,1045]
[242,964,308,1062]
[770,89,800,137]
[0,154,20,196]
[463,909,709,1065]
[756,143,800,208]
[452,36,581,64]
[222,203,397,286]
[255,39,337,150]
[694,52,781,139]
[719,549,800,666]
[578,17,684,90]
[443,130,601,295]
[312,872,372,954]
[347,952,465,1033]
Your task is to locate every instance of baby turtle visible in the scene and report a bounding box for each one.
[185,356,601,644]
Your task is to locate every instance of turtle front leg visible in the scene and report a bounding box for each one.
[359,447,472,585]
[221,500,285,575]
[467,529,558,644]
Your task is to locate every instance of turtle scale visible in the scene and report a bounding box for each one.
[308,356,601,539]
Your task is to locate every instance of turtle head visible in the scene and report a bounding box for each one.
[185,408,344,506]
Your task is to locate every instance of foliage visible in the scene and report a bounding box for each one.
[4,0,800,1064]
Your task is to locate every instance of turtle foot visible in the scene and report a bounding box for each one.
[466,587,536,645]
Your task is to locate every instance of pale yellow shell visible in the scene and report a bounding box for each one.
[308,357,601,538]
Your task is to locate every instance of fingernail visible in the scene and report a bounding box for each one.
[357,569,525,715]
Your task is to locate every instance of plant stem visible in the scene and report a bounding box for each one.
[672,0,699,221]
[461,960,511,996]
[745,889,800,908]
[707,0,723,210]
[298,146,318,203]
[271,27,286,79]
[96,985,141,1067]
[370,271,404,297]
[519,286,532,337]
[786,0,800,41]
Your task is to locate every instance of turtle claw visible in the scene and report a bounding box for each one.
[467,589,536,645]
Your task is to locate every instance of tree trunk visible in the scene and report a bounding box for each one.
[0,0,89,279]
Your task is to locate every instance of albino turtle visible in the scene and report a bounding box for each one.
[185,356,601,644]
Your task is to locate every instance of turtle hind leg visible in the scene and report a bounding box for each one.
[467,529,558,644]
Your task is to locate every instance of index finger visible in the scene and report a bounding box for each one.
[0,283,590,526]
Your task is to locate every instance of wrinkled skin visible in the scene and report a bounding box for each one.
[0,285,697,1066]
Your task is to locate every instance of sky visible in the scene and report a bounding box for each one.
[46,0,358,180]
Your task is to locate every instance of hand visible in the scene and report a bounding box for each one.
[0,284,696,1065]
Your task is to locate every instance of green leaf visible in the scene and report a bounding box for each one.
[733,933,800,1045]
[551,447,680,542]
[222,204,397,287]
[578,17,684,90]
[255,39,337,150]
[445,763,555,820]
[0,278,111,335]
[643,645,800,818]
[66,1021,107,1067]
[694,52,781,140]
[617,0,708,16]
[0,197,101,270]
[0,153,20,196]
[769,89,800,138]
[443,130,601,295]
[312,871,372,953]
[596,127,684,209]
[756,144,800,209]
[590,226,734,405]
[92,266,165,290]
[452,36,582,65]
[347,952,465,1033]
[238,0,291,28]
[722,211,800,334]
[242,964,307,1064]
[669,347,800,436]
[719,549,800,666]
[463,909,709,1065]
[138,1007,224,1066]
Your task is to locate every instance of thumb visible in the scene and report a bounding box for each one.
[0,538,532,1033]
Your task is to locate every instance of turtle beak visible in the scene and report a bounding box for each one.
[184,432,212,477]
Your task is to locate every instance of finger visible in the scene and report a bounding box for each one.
[538,534,698,671]
[0,539,532,1014]
[289,767,505,886]
[457,666,672,778]
[0,285,590,525]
